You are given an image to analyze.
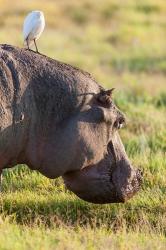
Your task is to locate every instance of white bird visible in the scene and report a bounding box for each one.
[23,11,45,53]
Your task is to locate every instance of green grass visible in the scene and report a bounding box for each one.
[0,0,166,249]
[0,221,166,250]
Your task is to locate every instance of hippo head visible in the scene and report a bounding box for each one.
[63,89,142,203]
[0,45,141,205]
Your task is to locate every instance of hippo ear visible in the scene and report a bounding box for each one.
[97,88,115,106]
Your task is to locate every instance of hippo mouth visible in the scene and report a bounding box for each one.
[63,141,142,204]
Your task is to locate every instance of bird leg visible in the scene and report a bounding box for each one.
[26,39,30,50]
[34,39,39,53]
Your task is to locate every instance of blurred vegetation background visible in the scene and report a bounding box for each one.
[0,0,165,249]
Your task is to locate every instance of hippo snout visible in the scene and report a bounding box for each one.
[63,160,142,204]
[116,167,143,203]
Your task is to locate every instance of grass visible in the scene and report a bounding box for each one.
[0,221,166,250]
[0,0,165,249]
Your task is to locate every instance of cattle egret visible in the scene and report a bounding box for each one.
[23,11,45,53]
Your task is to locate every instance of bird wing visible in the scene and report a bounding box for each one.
[23,12,38,41]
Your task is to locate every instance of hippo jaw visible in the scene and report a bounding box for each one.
[63,155,142,204]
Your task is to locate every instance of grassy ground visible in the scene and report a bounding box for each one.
[0,0,166,249]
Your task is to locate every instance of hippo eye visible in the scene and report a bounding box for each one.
[114,116,126,129]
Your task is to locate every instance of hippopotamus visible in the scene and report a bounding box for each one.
[0,44,142,204]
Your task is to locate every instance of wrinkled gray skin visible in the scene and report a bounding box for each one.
[0,44,142,203]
